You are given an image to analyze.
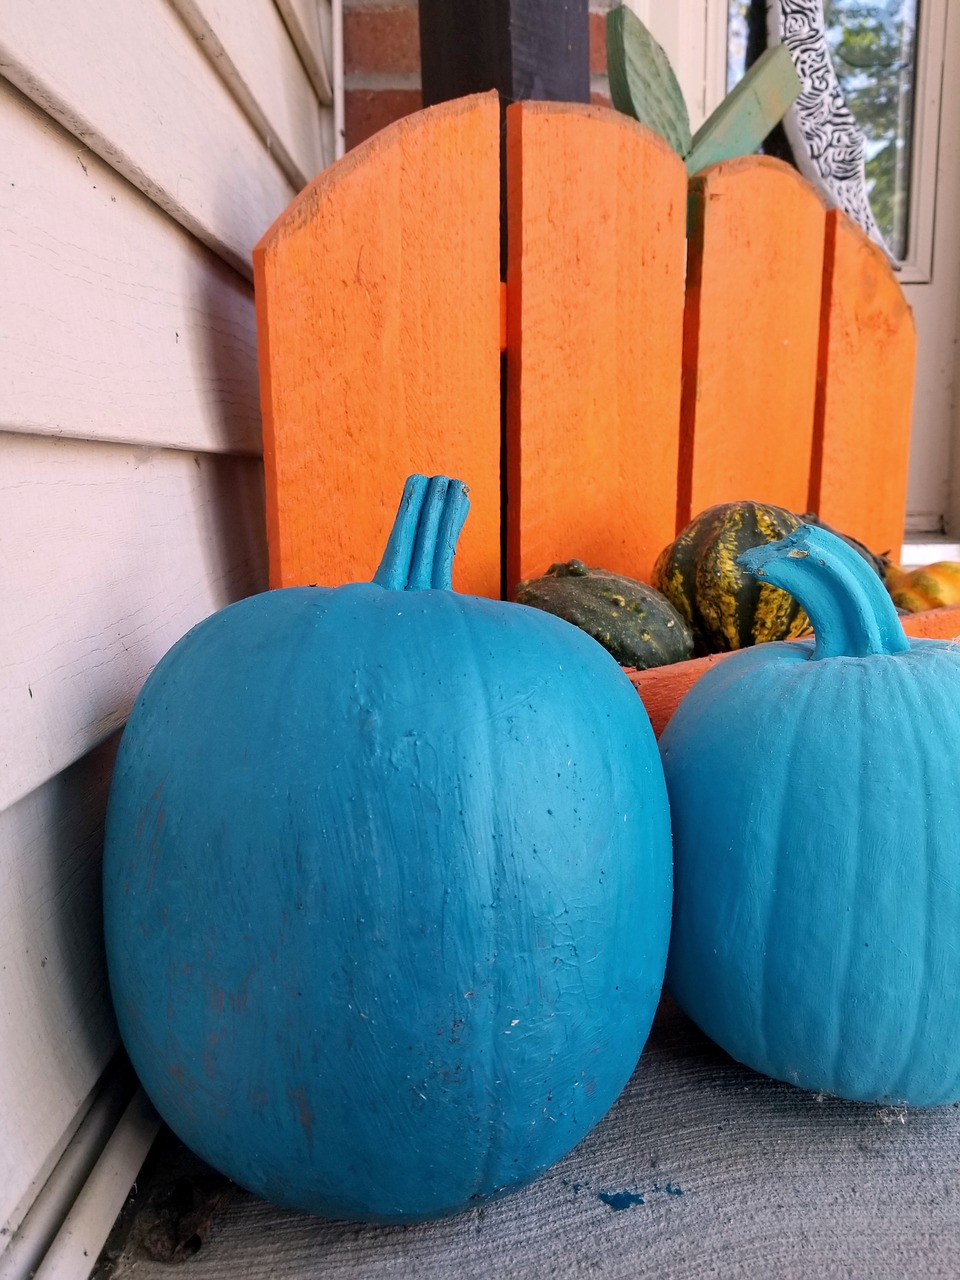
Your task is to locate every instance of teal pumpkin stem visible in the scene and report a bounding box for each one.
[373,474,470,592]
[737,524,910,661]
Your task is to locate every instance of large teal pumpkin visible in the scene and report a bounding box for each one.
[103,475,672,1221]
[662,523,960,1106]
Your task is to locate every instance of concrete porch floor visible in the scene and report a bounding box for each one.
[94,996,960,1279]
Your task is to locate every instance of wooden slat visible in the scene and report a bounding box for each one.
[254,93,502,597]
[274,0,334,106]
[679,156,827,525]
[0,0,299,276]
[0,737,121,1238]
[0,80,261,455]
[812,210,917,558]
[0,435,267,811]
[505,101,687,590]
[169,0,329,187]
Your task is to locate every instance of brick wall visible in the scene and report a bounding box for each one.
[343,0,613,150]
[588,3,614,106]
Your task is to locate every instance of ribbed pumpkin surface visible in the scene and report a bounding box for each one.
[103,477,673,1222]
[664,639,960,1104]
[662,524,960,1106]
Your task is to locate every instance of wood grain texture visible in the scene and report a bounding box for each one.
[0,81,261,455]
[274,0,334,105]
[811,210,917,558]
[0,0,299,276]
[679,156,827,526]
[899,604,960,639]
[254,93,501,597]
[628,604,960,738]
[0,736,120,1240]
[505,101,686,590]
[168,0,331,186]
[627,652,732,738]
[685,43,800,174]
[0,435,267,810]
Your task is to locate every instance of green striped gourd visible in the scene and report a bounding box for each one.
[651,502,811,654]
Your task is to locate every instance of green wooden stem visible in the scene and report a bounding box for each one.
[606,6,691,157]
[738,524,909,660]
[685,43,800,174]
[373,474,470,591]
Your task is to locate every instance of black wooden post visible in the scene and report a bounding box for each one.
[418,0,590,109]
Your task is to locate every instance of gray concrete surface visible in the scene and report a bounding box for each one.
[99,996,960,1279]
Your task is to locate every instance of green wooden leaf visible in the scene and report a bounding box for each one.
[606,6,691,158]
[685,44,801,175]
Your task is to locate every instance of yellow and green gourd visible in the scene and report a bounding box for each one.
[515,559,694,670]
[887,561,960,612]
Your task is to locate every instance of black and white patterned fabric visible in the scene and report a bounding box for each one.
[767,0,891,255]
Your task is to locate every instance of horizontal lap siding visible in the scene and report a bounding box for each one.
[0,81,261,455]
[168,0,331,186]
[0,0,333,1244]
[0,738,121,1238]
[276,0,335,105]
[0,0,299,274]
[1,434,268,814]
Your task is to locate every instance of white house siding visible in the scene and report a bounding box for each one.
[0,0,336,1248]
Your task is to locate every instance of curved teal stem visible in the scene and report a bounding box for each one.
[738,524,909,660]
[373,474,470,592]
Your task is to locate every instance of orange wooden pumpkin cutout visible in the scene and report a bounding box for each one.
[253,92,918,625]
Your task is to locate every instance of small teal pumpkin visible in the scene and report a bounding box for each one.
[103,475,672,1221]
[661,523,960,1106]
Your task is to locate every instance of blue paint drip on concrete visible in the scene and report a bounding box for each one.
[598,1190,645,1211]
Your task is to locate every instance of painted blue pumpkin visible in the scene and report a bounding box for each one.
[104,475,672,1221]
[662,523,960,1106]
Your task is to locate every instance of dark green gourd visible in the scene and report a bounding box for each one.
[515,560,694,669]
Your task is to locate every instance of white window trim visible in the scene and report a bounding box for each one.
[898,0,947,283]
